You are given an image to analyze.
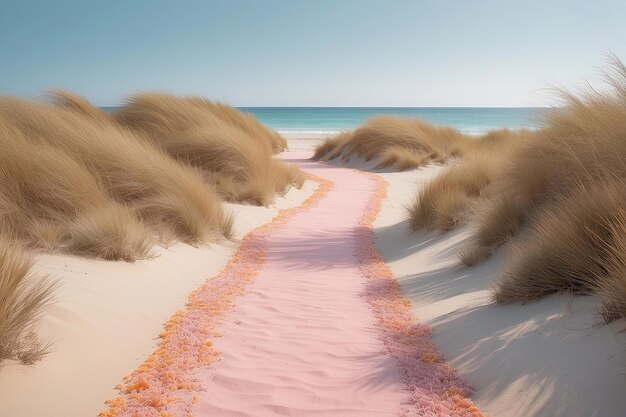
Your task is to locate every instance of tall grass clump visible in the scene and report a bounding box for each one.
[408,155,494,231]
[456,56,626,321]
[312,116,470,170]
[398,56,626,321]
[312,131,353,162]
[0,120,154,260]
[595,213,626,322]
[407,130,523,232]
[66,206,154,262]
[494,181,626,304]
[0,96,231,244]
[406,128,533,236]
[195,99,288,153]
[471,197,523,249]
[0,235,55,366]
[469,61,626,251]
[376,146,431,170]
[114,93,302,205]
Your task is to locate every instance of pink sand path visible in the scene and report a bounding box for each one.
[101,152,483,417]
[192,154,407,416]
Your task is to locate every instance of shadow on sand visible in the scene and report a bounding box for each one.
[374,219,626,417]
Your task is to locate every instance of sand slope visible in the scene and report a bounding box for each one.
[0,179,316,417]
[374,165,626,417]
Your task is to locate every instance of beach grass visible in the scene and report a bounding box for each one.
[401,56,626,321]
[376,146,429,170]
[0,96,233,246]
[408,154,494,231]
[0,90,299,367]
[113,93,302,205]
[0,120,155,260]
[596,213,626,322]
[0,90,296,257]
[66,205,154,262]
[405,128,525,231]
[312,131,353,162]
[312,116,468,169]
[493,182,624,303]
[0,234,55,367]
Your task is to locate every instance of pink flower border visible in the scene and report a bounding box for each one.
[357,171,485,417]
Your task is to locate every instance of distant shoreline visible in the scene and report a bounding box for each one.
[101,106,546,135]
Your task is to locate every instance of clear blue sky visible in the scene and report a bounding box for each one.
[1,0,625,107]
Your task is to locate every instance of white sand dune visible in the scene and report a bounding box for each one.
[1,134,626,417]
[373,165,626,417]
[0,179,316,417]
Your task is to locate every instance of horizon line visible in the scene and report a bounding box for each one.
[99,104,553,109]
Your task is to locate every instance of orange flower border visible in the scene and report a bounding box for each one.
[98,163,485,417]
[356,171,486,417]
[99,174,333,417]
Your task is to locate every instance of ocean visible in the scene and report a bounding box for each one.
[238,107,547,136]
[102,106,548,136]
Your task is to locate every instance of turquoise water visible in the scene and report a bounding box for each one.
[103,106,548,136]
[238,107,547,135]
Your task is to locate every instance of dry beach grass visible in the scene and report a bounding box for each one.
[114,93,301,205]
[312,116,469,169]
[0,119,154,260]
[0,97,231,246]
[312,57,626,321]
[397,57,626,321]
[479,59,626,316]
[407,129,525,233]
[0,91,297,365]
[0,235,55,367]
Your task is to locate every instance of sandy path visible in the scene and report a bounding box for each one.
[101,152,482,417]
[190,154,407,416]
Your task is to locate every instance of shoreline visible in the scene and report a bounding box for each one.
[278,127,541,141]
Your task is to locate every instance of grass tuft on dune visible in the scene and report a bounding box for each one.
[376,146,429,171]
[0,119,155,260]
[407,129,524,233]
[0,235,55,367]
[596,214,626,322]
[0,96,232,245]
[312,116,469,169]
[312,131,354,162]
[486,57,626,316]
[66,206,154,262]
[493,181,626,304]
[49,90,110,122]
[408,155,495,231]
[114,93,301,205]
[403,56,626,321]
[0,90,302,368]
